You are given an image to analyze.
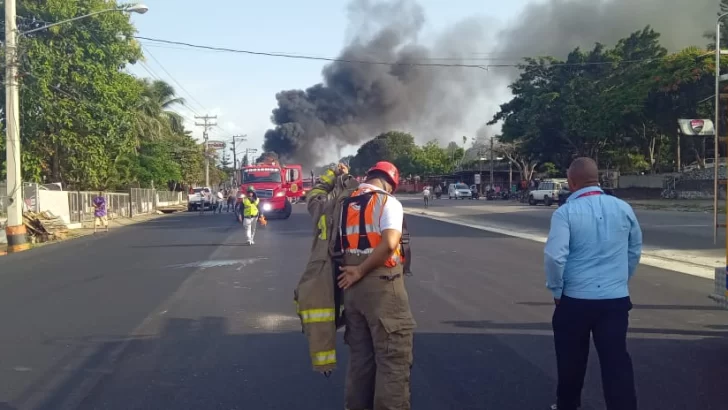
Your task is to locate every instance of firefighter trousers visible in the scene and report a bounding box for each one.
[344,273,416,410]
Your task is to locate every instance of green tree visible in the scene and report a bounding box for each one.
[413,141,453,175]
[490,26,719,173]
[1,0,144,189]
[349,131,419,176]
[133,139,182,187]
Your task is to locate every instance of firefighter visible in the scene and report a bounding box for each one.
[242,186,260,245]
[337,161,416,410]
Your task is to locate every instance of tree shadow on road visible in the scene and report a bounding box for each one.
[516,301,728,312]
[5,316,724,410]
[20,316,557,410]
[443,319,728,410]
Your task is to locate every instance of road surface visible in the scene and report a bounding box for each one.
[403,196,725,259]
[0,206,726,410]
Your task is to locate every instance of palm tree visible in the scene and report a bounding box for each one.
[135,79,186,142]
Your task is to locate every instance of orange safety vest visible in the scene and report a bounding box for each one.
[339,188,404,268]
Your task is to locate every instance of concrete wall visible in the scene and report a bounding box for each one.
[38,190,72,224]
[618,174,668,189]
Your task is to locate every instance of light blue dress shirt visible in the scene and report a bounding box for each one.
[544,186,642,300]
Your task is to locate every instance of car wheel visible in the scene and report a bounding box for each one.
[528,195,536,206]
[544,196,553,206]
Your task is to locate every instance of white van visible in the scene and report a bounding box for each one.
[448,183,472,199]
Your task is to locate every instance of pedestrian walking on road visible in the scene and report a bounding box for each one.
[337,161,416,410]
[216,189,224,214]
[227,189,235,212]
[422,186,431,208]
[92,191,108,233]
[544,157,642,410]
[241,186,260,245]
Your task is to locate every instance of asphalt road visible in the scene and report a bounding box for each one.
[402,196,726,255]
[0,206,726,410]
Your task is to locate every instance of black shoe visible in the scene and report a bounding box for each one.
[550,404,580,410]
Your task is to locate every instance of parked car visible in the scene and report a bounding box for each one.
[187,187,212,211]
[557,184,571,206]
[448,183,472,200]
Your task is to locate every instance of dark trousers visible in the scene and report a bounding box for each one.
[552,296,637,410]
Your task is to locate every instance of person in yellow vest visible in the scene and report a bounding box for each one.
[337,161,416,410]
[242,186,260,245]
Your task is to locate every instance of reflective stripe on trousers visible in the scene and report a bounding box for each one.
[299,308,336,324]
[312,349,336,366]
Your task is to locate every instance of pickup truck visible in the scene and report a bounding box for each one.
[187,187,212,211]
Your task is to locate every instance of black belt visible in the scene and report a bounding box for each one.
[378,274,401,281]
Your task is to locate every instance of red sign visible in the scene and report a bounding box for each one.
[690,119,704,133]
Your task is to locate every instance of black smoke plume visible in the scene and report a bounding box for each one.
[262,0,495,167]
[263,0,717,167]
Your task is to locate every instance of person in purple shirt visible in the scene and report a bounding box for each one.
[92,191,108,233]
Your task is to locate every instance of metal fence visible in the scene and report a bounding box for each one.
[130,188,154,216]
[156,190,184,206]
[2,183,186,224]
[0,182,40,219]
[0,182,7,220]
[68,191,131,223]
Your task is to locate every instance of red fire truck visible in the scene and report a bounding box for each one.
[237,161,303,219]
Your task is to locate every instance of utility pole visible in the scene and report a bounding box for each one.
[195,115,217,188]
[479,148,484,195]
[489,137,495,190]
[243,148,258,166]
[4,0,28,253]
[230,135,247,183]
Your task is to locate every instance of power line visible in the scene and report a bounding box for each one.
[136,40,530,62]
[133,36,660,69]
[141,44,208,115]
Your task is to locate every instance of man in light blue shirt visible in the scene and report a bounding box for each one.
[544,157,642,410]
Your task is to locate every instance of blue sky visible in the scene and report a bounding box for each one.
[128,0,531,162]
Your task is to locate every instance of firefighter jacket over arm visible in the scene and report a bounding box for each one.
[294,168,359,373]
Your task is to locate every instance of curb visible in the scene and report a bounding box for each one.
[0,211,177,256]
[404,208,716,280]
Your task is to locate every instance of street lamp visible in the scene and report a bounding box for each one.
[3,2,148,252]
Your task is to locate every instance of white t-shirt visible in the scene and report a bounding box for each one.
[356,183,404,233]
[423,188,431,197]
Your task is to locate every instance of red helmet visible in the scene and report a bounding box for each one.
[366,161,400,190]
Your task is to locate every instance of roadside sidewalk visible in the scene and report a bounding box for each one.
[404,206,719,279]
[397,193,723,213]
[1,211,176,255]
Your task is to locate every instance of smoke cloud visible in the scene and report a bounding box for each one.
[495,0,715,61]
[263,0,717,167]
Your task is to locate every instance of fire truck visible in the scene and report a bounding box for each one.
[237,161,303,219]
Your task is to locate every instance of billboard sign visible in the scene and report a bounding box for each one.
[207,140,226,149]
[678,119,715,136]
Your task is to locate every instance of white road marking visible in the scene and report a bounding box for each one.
[405,208,716,279]
[168,258,268,270]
